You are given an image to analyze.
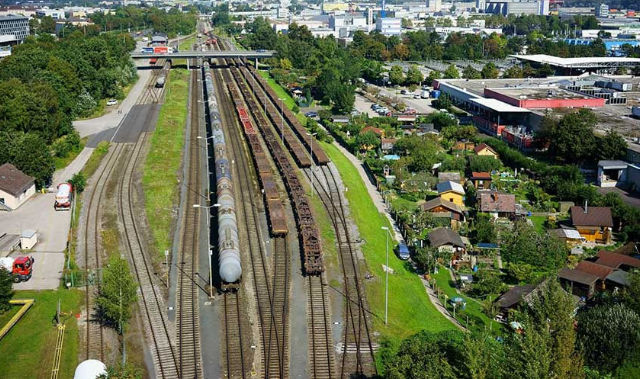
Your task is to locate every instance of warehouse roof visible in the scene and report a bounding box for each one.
[470,98,531,113]
[511,54,640,68]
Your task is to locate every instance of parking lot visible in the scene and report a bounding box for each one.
[0,193,71,289]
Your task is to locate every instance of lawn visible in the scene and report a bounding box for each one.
[174,36,197,66]
[321,142,455,342]
[0,290,82,379]
[529,215,547,233]
[142,69,189,260]
[432,267,501,333]
[0,304,20,329]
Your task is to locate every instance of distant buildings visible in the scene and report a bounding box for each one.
[426,0,442,12]
[596,3,609,18]
[0,14,29,44]
[375,17,401,36]
[484,0,549,16]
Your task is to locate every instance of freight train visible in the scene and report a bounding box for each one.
[202,62,242,285]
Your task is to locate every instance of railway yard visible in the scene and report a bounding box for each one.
[65,21,379,378]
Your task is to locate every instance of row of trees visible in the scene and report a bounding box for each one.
[383,277,640,377]
[89,6,198,37]
[0,31,137,187]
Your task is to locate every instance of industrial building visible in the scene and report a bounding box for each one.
[511,54,640,75]
[484,0,549,16]
[433,71,640,151]
[375,17,402,36]
[0,14,29,44]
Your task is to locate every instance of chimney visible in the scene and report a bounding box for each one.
[584,200,588,214]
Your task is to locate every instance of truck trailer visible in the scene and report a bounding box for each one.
[54,183,73,211]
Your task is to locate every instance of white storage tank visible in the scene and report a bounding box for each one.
[74,359,107,379]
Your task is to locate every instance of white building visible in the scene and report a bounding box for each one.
[36,8,66,19]
[596,3,609,18]
[0,14,29,43]
[376,17,402,36]
[484,0,549,16]
[426,0,442,12]
[0,163,35,211]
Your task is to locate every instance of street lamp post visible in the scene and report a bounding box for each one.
[381,226,390,325]
[194,203,220,298]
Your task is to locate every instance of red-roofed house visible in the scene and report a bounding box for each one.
[596,251,640,271]
[570,205,613,244]
[477,191,515,218]
[470,172,492,189]
[474,143,498,158]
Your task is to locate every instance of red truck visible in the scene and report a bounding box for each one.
[153,46,169,54]
[0,256,35,282]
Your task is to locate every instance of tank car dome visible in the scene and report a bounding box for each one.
[74,359,107,379]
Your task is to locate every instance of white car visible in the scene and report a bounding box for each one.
[107,99,118,106]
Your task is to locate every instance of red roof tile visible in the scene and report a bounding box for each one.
[575,261,613,280]
[478,191,515,213]
[471,172,491,180]
[474,143,497,154]
[596,251,640,269]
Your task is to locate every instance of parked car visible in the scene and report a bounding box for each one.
[305,111,318,118]
[396,243,410,260]
[404,108,417,115]
[107,99,118,106]
[400,89,408,95]
[413,94,421,99]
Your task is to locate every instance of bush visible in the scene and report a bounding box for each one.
[69,172,86,193]
[469,155,501,173]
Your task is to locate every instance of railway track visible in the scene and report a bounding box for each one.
[213,56,290,378]
[83,143,126,361]
[117,134,179,378]
[175,60,204,379]
[137,59,168,105]
[304,165,377,377]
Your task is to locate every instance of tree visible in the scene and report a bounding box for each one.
[432,95,452,112]
[481,62,499,79]
[599,130,628,160]
[389,65,404,86]
[501,220,567,270]
[385,330,464,378]
[624,270,640,315]
[462,332,505,378]
[0,268,14,313]
[443,64,459,79]
[427,70,442,85]
[355,131,380,151]
[97,256,137,332]
[462,65,481,79]
[39,16,56,34]
[414,247,437,273]
[10,133,55,189]
[470,269,506,297]
[538,109,597,163]
[469,155,501,172]
[100,364,143,379]
[578,303,640,373]
[405,64,423,85]
[473,216,496,243]
[69,172,86,193]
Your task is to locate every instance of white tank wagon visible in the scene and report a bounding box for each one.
[202,62,242,285]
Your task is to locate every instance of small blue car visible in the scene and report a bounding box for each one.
[396,243,410,260]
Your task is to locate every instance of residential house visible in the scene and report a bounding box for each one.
[381,138,396,153]
[550,228,586,247]
[558,268,599,298]
[470,172,492,189]
[477,191,516,218]
[421,197,465,228]
[496,283,537,312]
[436,181,465,206]
[438,172,462,184]
[428,227,466,254]
[0,163,35,210]
[453,141,475,152]
[570,205,613,244]
[474,143,499,158]
[596,251,640,271]
[574,261,614,292]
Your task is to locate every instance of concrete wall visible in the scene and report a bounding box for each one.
[0,184,35,210]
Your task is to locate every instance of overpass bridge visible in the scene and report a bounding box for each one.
[130,50,276,59]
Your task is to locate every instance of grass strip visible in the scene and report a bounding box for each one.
[257,70,307,124]
[0,290,82,379]
[142,69,189,259]
[321,141,455,342]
